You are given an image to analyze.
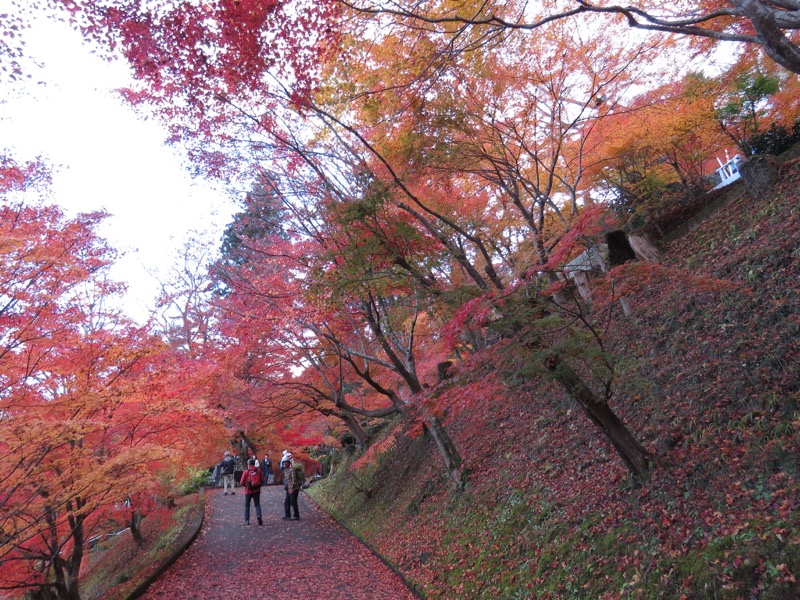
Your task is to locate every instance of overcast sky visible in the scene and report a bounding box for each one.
[0,8,238,323]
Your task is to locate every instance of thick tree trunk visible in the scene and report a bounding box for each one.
[341,412,371,448]
[735,0,800,75]
[47,545,82,599]
[38,499,85,600]
[546,354,650,477]
[628,234,662,264]
[238,431,259,457]
[47,576,81,600]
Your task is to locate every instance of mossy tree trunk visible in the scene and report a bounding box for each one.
[545,353,650,477]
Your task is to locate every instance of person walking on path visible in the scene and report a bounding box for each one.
[282,455,302,520]
[218,451,236,495]
[240,458,264,526]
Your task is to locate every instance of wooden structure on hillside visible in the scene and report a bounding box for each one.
[562,231,662,312]
[563,244,608,303]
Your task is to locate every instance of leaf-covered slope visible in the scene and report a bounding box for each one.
[310,159,800,599]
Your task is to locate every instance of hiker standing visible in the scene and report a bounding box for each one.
[240,458,264,526]
[218,451,236,495]
[261,454,273,484]
[282,454,303,520]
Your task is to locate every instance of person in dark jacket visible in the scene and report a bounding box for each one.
[261,454,273,484]
[282,454,302,520]
[218,451,236,495]
[240,458,264,526]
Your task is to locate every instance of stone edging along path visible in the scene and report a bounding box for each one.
[124,491,206,600]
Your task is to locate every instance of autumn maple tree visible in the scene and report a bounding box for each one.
[584,71,730,218]
[208,165,465,481]
[0,159,225,600]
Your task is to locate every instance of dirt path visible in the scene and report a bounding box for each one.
[138,484,419,600]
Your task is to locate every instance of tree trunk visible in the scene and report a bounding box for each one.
[238,431,259,457]
[47,548,82,600]
[423,413,465,488]
[128,509,143,545]
[546,354,650,477]
[628,234,662,264]
[39,499,85,600]
[739,154,780,197]
[735,0,800,76]
[341,412,371,448]
[31,586,59,600]
[65,505,85,600]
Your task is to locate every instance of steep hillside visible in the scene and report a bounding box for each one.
[309,157,800,599]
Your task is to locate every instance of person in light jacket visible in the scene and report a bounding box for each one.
[218,451,236,495]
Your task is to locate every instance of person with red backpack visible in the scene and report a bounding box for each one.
[240,458,264,526]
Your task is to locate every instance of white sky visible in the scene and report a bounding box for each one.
[0,9,239,324]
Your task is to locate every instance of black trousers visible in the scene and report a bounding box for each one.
[284,489,300,518]
[244,491,262,522]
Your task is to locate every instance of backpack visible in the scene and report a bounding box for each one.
[246,468,262,491]
[293,464,305,488]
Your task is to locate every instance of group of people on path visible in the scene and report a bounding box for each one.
[216,449,306,526]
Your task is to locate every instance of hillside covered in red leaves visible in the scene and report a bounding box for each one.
[309,159,800,599]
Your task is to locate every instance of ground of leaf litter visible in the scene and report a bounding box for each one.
[138,484,419,600]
